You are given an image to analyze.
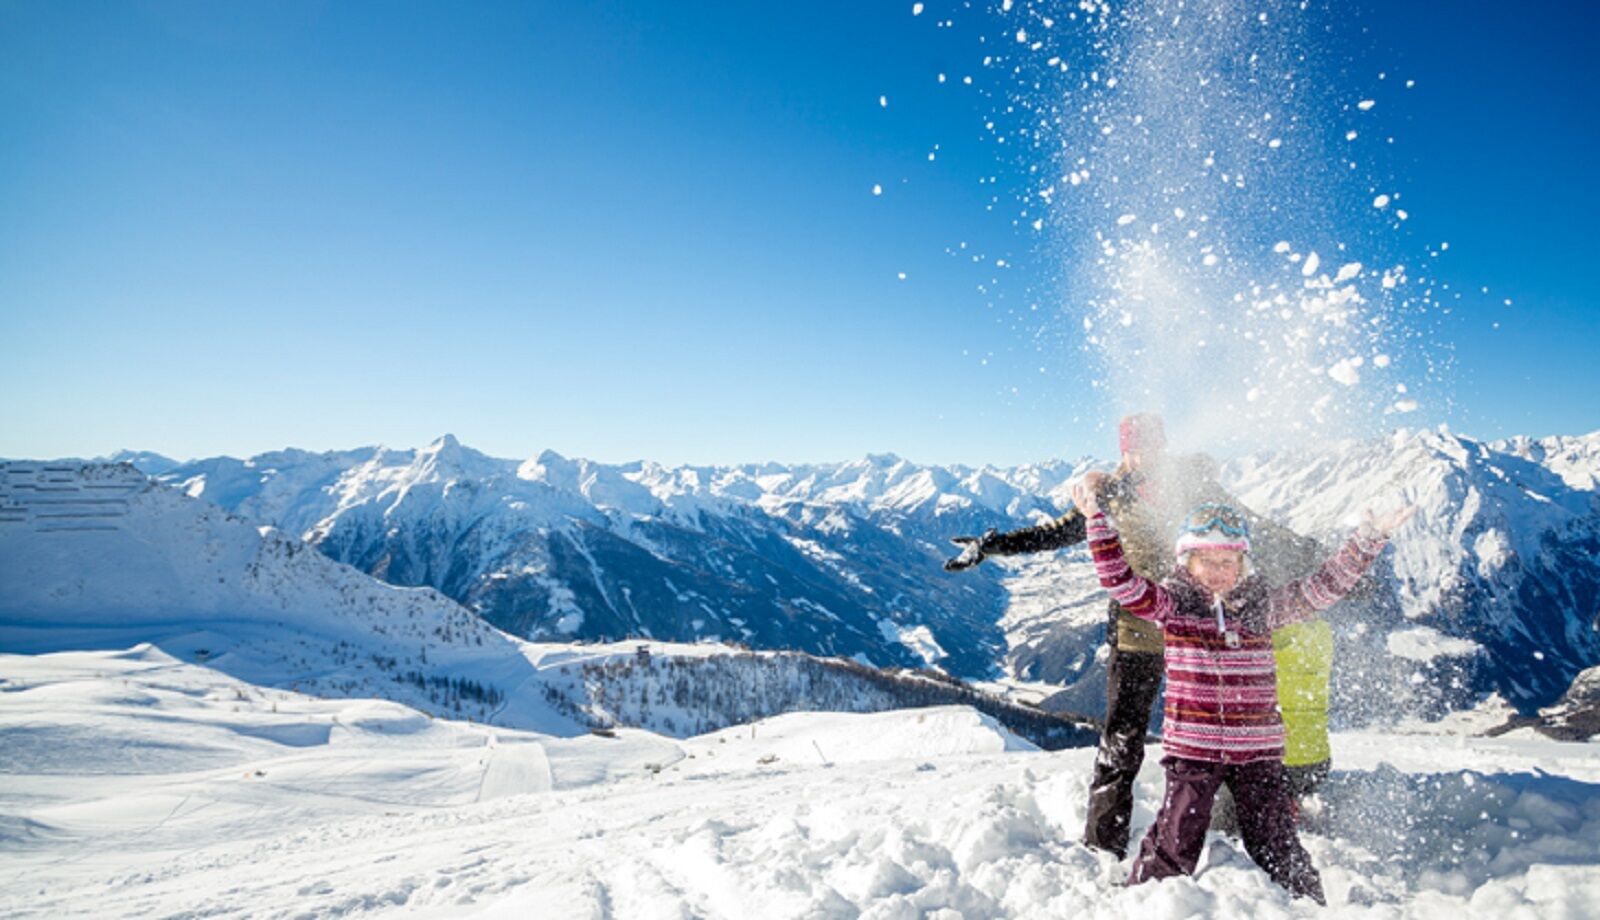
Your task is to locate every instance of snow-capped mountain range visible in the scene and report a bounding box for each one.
[144,435,1091,679]
[1225,429,1600,709]
[0,459,1094,746]
[13,426,1599,718]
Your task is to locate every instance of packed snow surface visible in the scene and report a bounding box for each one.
[4,648,1599,919]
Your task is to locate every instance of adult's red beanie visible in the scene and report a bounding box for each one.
[1118,413,1167,456]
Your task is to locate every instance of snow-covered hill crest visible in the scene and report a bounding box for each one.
[0,459,563,729]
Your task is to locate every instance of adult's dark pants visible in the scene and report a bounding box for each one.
[1081,646,1164,858]
[1284,759,1331,799]
[1129,755,1326,905]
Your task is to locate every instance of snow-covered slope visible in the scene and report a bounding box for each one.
[5,645,1598,918]
[0,460,573,730]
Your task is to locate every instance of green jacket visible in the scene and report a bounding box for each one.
[1274,617,1334,767]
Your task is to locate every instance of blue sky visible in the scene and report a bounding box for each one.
[2,1,1595,466]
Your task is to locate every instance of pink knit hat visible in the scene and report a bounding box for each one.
[1174,529,1251,558]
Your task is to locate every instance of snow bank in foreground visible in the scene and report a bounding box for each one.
[5,648,1600,918]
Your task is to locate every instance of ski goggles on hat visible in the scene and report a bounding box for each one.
[1181,503,1249,538]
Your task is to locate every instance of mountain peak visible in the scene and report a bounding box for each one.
[415,434,465,470]
[518,448,575,483]
[405,434,509,484]
[103,450,181,476]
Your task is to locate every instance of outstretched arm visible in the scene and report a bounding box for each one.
[943,470,1120,571]
[1086,510,1175,624]
[982,510,1089,555]
[1268,506,1416,627]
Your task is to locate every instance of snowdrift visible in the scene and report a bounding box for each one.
[4,647,1597,918]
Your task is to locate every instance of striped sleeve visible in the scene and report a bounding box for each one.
[1268,527,1387,627]
[1088,513,1173,624]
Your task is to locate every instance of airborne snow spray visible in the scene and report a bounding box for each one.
[982,0,1449,454]
[969,0,1461,745]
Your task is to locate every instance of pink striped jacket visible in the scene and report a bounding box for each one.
[1087,512,1386,764]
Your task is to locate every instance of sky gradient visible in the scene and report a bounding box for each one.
[3,1,1596,466]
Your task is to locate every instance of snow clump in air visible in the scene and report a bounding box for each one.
[1329,356,1364,386]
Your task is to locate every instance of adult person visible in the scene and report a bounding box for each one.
[944,413,1319,858]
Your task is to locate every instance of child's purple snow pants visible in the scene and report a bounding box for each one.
[1129,755,1325,904]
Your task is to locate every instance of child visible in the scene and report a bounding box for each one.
[1072,483,1414,904]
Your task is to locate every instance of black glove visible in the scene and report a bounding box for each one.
[944,528,997,572]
